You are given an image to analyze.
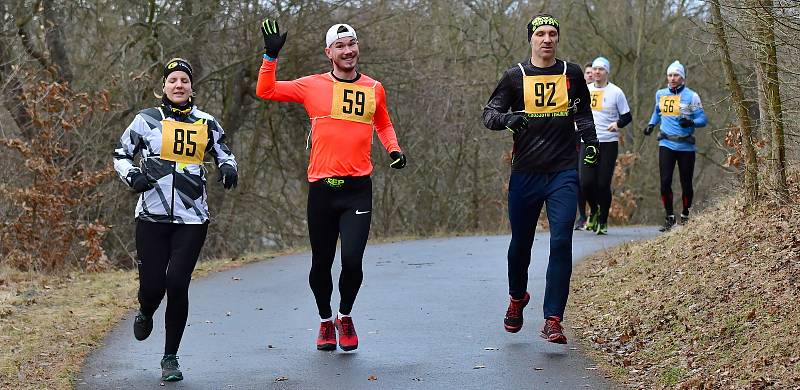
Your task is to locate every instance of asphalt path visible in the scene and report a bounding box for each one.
[79,227,658,389]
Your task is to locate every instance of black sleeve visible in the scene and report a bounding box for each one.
[569,64,597,143]
[482,69,514,131]
[617,112,633,128]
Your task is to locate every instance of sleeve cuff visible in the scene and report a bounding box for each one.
[263,53,276,61]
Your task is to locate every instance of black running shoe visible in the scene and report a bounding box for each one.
[160,354,183,382]
[679,213,689,225]
[133,311,153,341]
[659,215,676,232]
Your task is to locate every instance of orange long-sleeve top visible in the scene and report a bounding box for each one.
[256,58,401,182]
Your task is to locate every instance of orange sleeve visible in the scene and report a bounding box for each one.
[255,58,307,103]
[373,83,401,153]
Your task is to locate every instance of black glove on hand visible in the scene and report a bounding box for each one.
[583,142,600,167]
[504,114,528,133]
[129,171,154,193]
[389,151,406,169]
[261,18,287,58]
[218,164,238,190]
[678,117,694,128]
[643,124,655,136]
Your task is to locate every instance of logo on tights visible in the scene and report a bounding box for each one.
[324,178,345,188]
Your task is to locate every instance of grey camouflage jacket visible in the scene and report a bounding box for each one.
[113,106,237,224]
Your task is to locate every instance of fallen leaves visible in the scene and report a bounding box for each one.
[570,194,800,388]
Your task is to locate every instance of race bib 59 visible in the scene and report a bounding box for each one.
[330,82,376,124]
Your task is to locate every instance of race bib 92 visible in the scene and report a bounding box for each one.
[522,74,568,114]
[160,120,209,164]
[330,82,376,124]
[659,95,680,117]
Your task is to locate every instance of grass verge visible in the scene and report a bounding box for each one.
[570,188,800,388]
[0,248,297,389]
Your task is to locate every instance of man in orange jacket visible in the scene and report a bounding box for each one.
[255,19,406,352]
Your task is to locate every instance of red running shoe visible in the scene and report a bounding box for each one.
[335,316,359,351]
[504,292,530,333]
[540,315,567,344]
[316,320,336,351]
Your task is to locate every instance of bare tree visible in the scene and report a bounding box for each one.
[710,0,760,204]
[751,0,789,202]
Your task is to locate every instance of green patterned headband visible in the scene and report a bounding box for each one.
[530,15,559,32]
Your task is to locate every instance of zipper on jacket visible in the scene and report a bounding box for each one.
[170,161,176,221]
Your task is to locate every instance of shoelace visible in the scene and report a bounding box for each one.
[319,323,335,339]
[162,356,179,370]
[506,300,524,318]
[545,319,563,334]
[339,319,355,336]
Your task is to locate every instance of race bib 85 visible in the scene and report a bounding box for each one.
[522,75,568,114]
[659,95,680,117]
[160,120,209,164]
[330,82,376,124]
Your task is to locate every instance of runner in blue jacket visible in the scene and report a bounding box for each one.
[643,60,707,231]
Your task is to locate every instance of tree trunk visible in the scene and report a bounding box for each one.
[710,0,759,204]
[752,0,788,203]
[42,0,73,84]
[0,36,33,137]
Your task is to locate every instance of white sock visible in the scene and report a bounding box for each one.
[338,312,351,319]
[321,316,334,323]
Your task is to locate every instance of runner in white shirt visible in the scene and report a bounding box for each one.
[580,57,632,235]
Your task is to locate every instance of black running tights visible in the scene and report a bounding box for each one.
[136,220,208,355]
[307,176,372,319]
[580,142,618,225]
[658,146,695,216]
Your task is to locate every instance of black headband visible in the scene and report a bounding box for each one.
[527,14,560,41]
[163,58,193,84]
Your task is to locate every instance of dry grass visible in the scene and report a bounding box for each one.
[0,249,295,390]
[570,187,800,389]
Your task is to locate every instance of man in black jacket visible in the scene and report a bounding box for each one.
[482,14,598,344]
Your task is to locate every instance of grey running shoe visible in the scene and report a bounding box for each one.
[160,354,183,382]
[659,215,677,232]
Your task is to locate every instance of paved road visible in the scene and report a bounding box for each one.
[79,227,658,389]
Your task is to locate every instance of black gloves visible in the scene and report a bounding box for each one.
[678,117,694,128]
[129,171,154,193]
[218,164,238,190]
[261,18,287,58]
[504,114,528,133]
[583,142,600,167]
[643,124,655,136]
[389,151,406,169]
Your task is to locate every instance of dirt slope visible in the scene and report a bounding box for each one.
[571,187,800,389]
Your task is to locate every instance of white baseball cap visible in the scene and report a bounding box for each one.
[326,24,357,48]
